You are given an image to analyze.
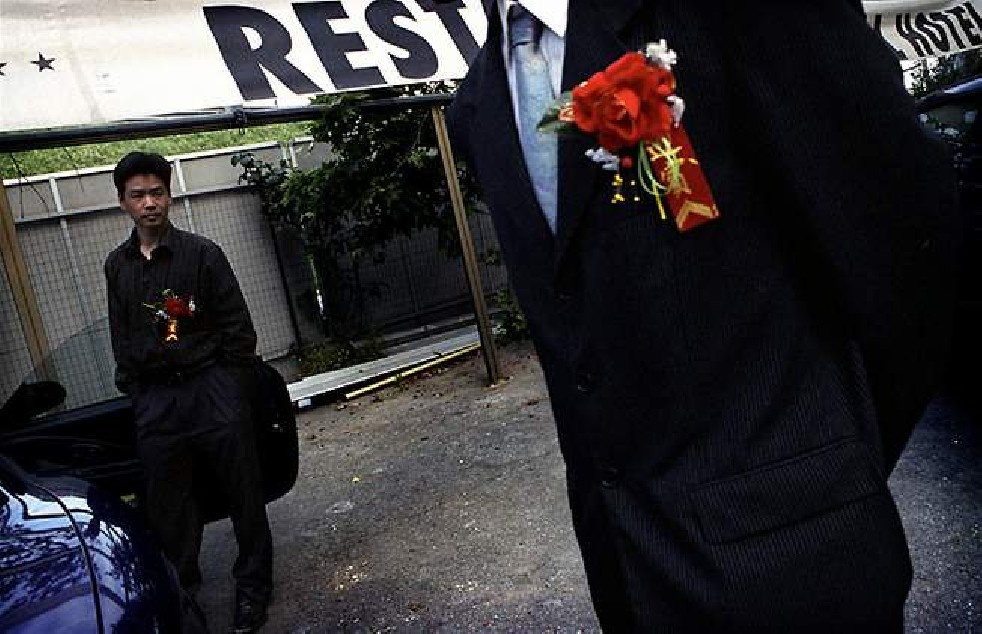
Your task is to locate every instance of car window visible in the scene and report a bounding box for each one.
[19,319,122,413]
[921,103,979,143]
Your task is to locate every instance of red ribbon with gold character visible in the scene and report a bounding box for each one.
[543,41,720,233]
[653,126,720,232]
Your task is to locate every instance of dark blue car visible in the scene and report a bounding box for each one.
[0,452,205,633]
[0,321,298,632]
[917,76,982,415]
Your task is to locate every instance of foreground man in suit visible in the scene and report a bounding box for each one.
[448,0,959,631]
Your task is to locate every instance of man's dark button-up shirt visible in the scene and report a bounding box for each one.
[104,224,257,390]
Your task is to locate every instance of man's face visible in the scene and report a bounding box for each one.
[120,173,171,230]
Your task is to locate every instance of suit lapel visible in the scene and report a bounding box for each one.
[461,0,646,260]
[554,0,644,271]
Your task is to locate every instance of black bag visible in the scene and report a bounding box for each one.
[249,359,299,503]
[197,359,299,523]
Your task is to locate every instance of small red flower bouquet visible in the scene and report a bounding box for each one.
[144,289,195,343]
[539,41,720,232]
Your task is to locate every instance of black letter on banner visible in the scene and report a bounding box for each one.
[870,14,883,34]
[930,11,967,48]
[294,1,385,90]
[365,1,438,79]
[897,14,933,57]
[203,6,322,100]
[956,2,982,46]
[915,13,953,52]
[419,0,480,64]
[872,15,907,59]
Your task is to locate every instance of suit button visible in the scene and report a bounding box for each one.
[576,371,596,393]
[600,466,620,488]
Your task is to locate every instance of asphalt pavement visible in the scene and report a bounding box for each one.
[196,343,980,632]
[889,395,980,632]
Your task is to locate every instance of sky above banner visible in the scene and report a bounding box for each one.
[0,0,980,134]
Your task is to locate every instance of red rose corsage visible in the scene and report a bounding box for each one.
[144,289,196,343]
[539,41,720,232]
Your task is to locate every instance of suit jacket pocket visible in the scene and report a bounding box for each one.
[691,439,886,544]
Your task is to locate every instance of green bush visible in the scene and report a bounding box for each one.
[232,84,484,340]
[297,335,385,377]
[1,123,309,179]
[493,289,531,345]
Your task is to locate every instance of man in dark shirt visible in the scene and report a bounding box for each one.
[105,151,272,633]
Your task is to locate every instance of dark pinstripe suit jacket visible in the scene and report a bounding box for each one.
[448,1,959,630]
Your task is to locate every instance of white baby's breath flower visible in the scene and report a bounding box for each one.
[645,40,678,70]
[667,95,686,126]
[585,148,621,171]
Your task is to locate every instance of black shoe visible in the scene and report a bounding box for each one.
[231,595,267,633]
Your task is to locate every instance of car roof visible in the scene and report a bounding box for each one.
[917,76,982,112]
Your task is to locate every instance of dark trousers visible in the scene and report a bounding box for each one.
[133,364,273,603]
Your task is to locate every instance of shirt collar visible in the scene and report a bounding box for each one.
[497,0,568,42]
[158,222,178,250]
[124,221,178,257]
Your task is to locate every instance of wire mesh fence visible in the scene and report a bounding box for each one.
[1,139,509,410]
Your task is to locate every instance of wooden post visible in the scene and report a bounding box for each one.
[0,181,50,371]
[430,105,501,385]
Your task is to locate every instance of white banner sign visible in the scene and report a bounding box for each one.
[866,0,982,59]
[0,0,487,133]
[0,1,980,134]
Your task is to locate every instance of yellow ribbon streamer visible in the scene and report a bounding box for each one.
[638,137,684,221]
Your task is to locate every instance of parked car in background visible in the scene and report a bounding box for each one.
[917,76,982,416]
[0,319,299,632]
